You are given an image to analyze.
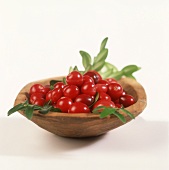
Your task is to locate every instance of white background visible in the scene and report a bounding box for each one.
[0,0,169,170]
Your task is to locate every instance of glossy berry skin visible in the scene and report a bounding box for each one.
[92,99,115,110]
[54,82,65,89]
[74,94,94,106]
[30,93,45,104]
[66,71,83,87]
[29,84,45,95]
[46,88,63,104]
[63,85,80,100]
[107,83,123,101]
[99,92,111,101]
[106,78,117,84]
[119,94,135,107]
[95,84,107,93]
[98,79,109,86]
[84,70,102,84]
[68,102,90,113]
[43,85,50,95]
[33,98,45,106]
[83,75,94,84]
[81,83,96,96]
[56,97,73,113]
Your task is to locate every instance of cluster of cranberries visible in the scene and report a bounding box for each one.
[29,70,135,113]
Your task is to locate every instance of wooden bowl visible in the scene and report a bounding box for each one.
[14,77,147,138]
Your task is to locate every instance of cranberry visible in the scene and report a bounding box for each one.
[84,70,102,84]
[30,93,45,104]
[54,82,65,89]
[107,83,123,101]
[98,79,109,86]
[99,92,111,101]
[46,89,63,104]
[29,84,45,95]
[119,94,135,107]
[106,78,117,84]
[63,85,80,100]
[92,99,115,110]
[33,98,45,106]
[95,84,108,93]
[83,75,94,84]
[68,102,90,113]
[55,97,73,113]
[66,71,83,87]
[74,94,94,106]
[81,83,96,96]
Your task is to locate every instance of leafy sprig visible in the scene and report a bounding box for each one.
[92,106,135,123]
[8,100,61,120]
[70,37,140,80]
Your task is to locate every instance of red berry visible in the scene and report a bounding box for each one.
[119,94,135,107]
[106,78,117,84]
[92,99,115,110]
[107,83,123,101]
[115,103,122,108]
[30,93,45,104]
[95,84,107,93]
[98,79,109,86]
[63,85,80,100]
[33,98,45,106]
[68,102,90,113]
[43,85,50,95]
[56,97,73,113]
[66,71,83,87]
[54,82,65,89]
[84,70,102,84]
[29,84,45,95]
[83,75,94,84]
[46,89,63,104]
[81,83,96,96]
[99,92,111,101]
[74,94,94,106]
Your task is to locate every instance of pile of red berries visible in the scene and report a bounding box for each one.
[29,70,135,113]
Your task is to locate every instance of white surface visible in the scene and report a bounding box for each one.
[0,0,169,170]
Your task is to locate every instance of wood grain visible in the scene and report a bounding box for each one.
[14,77,147,138]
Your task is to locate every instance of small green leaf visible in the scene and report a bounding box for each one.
[92,106,107,114]
[120,108,135,119]
[111,111,126,123]
[122,65,141,76]
[25,106,34,120]
[79,51,92,69]
[73,66,79,71]
[94,48,108,63]
[39,106,52,114]
[50,107,62,112]
[63,77,67,84]
[8,103,25,116]
[100,37,108,51]
[92,60,105,72]
[100,107,116,118]
[84,64,92,72]
[69,66,73,73]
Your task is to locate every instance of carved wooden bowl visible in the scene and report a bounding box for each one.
[14,77,147,138]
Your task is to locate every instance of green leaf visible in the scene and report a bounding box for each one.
[39,106,52,114]
[73,66,79,71]
[79,51,92,69]
[94,48,108,63]
[111,111,126,123]
[84,64,92,72]
[122,65,141,76]
[8,103,25,116]
[92,106,107,114]
[100,37,108,51]
[69,66,73,73]
[25,106,34,120]
[100,107,116,118]
[92,60,105,72]
[63,77,67,84]
[89,92,99,108]
[50,107,62,112]
[120,108,135,119]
